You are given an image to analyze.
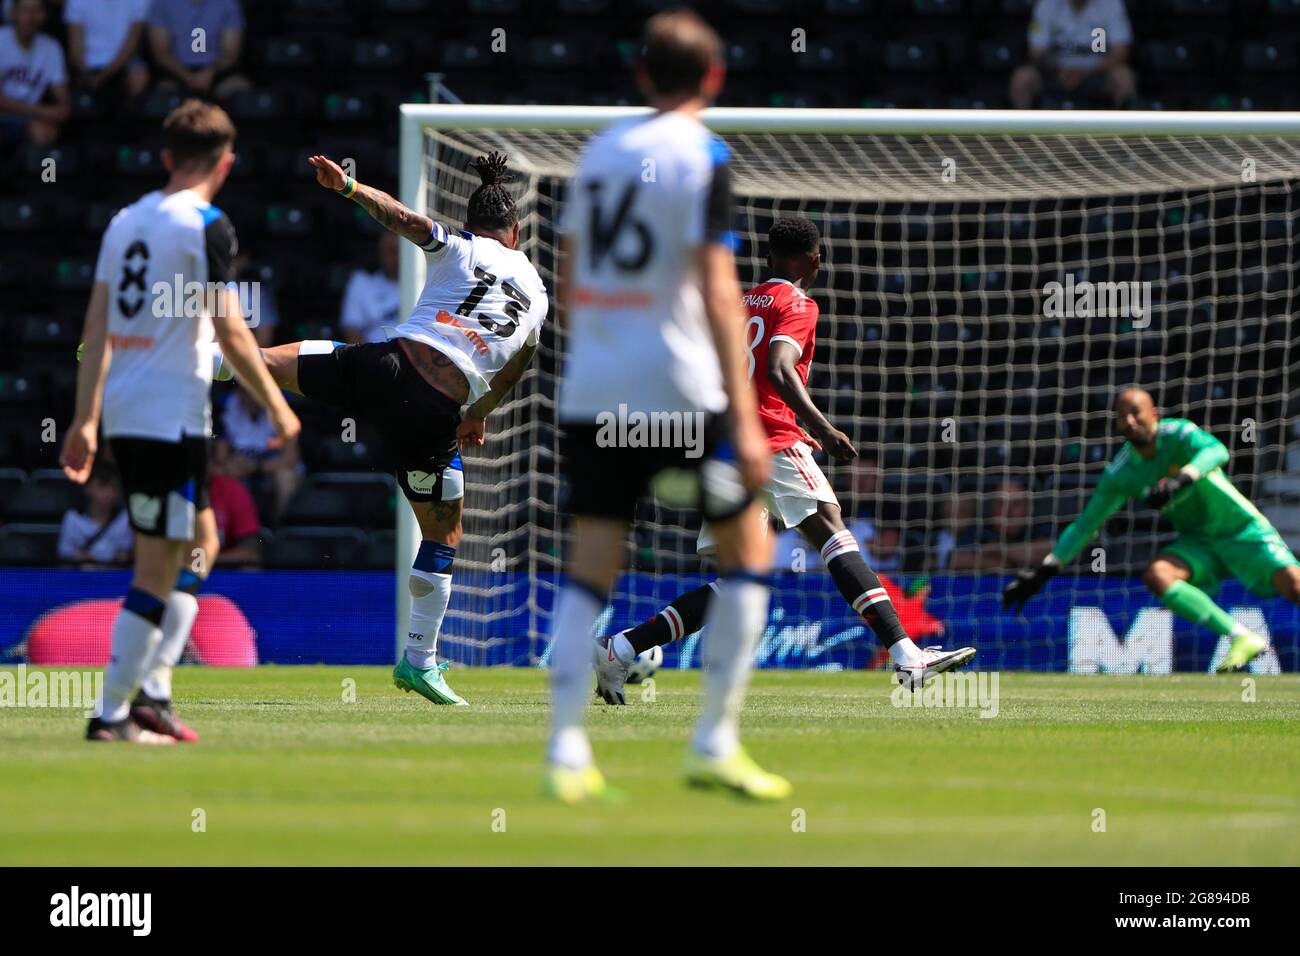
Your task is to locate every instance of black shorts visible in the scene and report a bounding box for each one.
[560,412,752,523]
[297,340,463,502]
[110,436,210,540]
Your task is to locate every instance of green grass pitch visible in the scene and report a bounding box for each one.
[2,667,1297,865]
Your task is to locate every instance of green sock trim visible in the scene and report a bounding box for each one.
[1160,579,1238,636]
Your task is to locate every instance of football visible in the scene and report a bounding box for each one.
[624,645,663,684]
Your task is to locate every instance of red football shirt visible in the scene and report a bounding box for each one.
[742,278,819,452]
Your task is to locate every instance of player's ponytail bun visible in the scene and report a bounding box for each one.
[466,152,519,233]
[471,151,515,187]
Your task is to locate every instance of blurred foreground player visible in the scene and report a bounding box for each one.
[63,100,299,742]
[1004,387,1300,672]
[595,218,975,702]
[546,10,787,803]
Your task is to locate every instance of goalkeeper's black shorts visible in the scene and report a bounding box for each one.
[559,411,752,523]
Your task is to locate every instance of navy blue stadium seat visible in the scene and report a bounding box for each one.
[797,39,855,72]
[556,0,612,13]
[1144,39,1210,72]
[0,524,61,566]
[282,485,362,527]
[883,39,943,72]
[0,468,28,513]
[282,0,354,27]
[20,315,79,350]
[310,434,388,471]
[261,36,318,70]
[263,527,366,569]
[224,90,288,123]
[17,143,80,177]
[353,37,408,70]
[524,37,585,70]
[825,0,871,12]
[308,473,398,527]
[1165,0,1232,13]
[115,146,165,178]
[53,258,94,292]
[977,39,1021,71]
[913,0,965,13]
[1242,41,1298,72]
[0,369,47,408]
[9,471,80,522]
[323,91,378,124]
[729,0,790,12]
[363,529,397,570]
[139,89,185,120]
[0,198,49,233]
[440,39,495,71]
[264,204,316,238]
[467,0,521,13]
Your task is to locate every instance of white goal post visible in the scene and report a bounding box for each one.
[395,105,1300,671]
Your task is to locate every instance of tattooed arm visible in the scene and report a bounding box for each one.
[308,154,434,246]
[455,343,538,449]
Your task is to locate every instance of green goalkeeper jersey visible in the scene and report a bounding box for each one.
[1051,418,1268,565]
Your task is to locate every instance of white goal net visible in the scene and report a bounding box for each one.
[401,106,1300,673]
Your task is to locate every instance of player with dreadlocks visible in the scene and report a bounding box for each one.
[212,151,548,706]
[592,217,975,703]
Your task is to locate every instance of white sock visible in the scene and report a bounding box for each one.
[141,590,199,701]
[547,584,603,768]
[888,636,925,666]
[405,569,451,669]
[611,632,637,664]
[691,576,768,759]
[100,599,165,723]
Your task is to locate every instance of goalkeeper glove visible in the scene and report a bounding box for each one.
[1145,472,1194,510]
[1002,562,1058,613]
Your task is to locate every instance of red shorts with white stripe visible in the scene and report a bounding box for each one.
[697,441,838,554]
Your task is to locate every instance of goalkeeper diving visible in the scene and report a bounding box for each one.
[1003,387,1300,672]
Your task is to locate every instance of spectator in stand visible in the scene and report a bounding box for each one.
[147,0,249,101]
[214,380,302,523]
[0,0,69,145]
[1010,0,1136,109]
[929,492,977,572]
[208,467,262,565]
[57,462,134,566]
[340,231,402,344]
[64,0,149,102]
[949,479,1055,571]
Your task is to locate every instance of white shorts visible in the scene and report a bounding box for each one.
[697,441,838,555]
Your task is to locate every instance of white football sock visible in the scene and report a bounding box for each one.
[405,569,452,669]
[547,584,603,768]
[100,601,165,723]
[888,636,925,666]
[691,576,768,759]
[611,632,637,664]
[141,590,199,701]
